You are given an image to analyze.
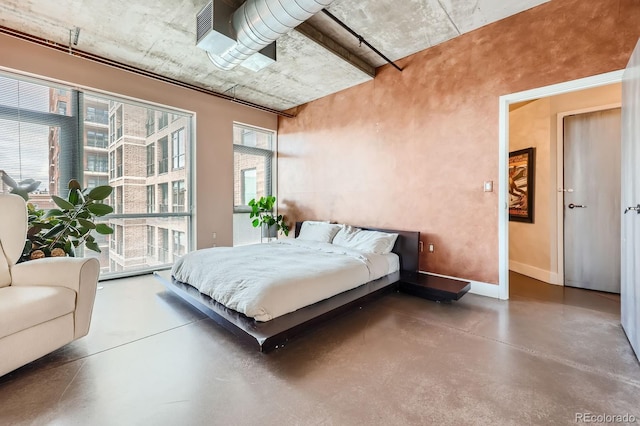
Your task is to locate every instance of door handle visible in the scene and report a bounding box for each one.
[558,188,574,193]
[624,204,640,214]
[568,203,586,209]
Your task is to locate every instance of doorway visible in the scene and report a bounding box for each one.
[498,70,624,299]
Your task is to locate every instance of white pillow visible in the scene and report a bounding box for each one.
[332,225,360,247]
[297,221,341,243]
[333,226,398,254]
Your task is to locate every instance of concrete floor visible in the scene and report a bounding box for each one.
[1,274,639,425]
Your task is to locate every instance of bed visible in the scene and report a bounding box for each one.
[155,222,420,352]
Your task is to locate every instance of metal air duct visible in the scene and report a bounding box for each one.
[201,0,336,71]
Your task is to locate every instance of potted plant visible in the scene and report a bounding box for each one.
[2,173,114,261]
[248,195,290,238]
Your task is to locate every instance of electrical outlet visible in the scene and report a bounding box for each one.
[428,244,435,253]
[213,232,217,240]
[484,181,494,192]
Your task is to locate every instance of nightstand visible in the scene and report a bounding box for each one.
[399,271,471,302]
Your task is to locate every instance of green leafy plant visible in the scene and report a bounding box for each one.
[4,176,115,261]
[248,196,290,237]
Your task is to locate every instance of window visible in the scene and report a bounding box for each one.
[158,228,169,263]
[115,106,123,140]
[86,176,108,189]
[233,124,275,246]
[146,144,155,176]
[116,146,123,177]
[97,155,107,172]
[172,128,185,170]
[86,105,108,124]
[87,154,96,172]
[158,112,168,130]
[146,110,155,136]
[158,183,168,213]
[158,136,168,174]
[109,118,115,144]
[0,73,192,278]
[146,185,155,213]
[233,125,273,210]
[241,169,257,205]
[109,151,115,179]
[171,113,179,122]
[86,154,107,172]
[241,129,257,147]
[147,226,155,257]
[87,130,107,148]
[172,180,185,212]
[173,231,186,261]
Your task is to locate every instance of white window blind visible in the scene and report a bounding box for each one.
[0,75,77,199]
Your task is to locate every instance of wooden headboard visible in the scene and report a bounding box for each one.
[294,222,420,273]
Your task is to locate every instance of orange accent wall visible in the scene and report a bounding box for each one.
[277,0,640,284]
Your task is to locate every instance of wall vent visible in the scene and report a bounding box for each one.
[196,0,236,57]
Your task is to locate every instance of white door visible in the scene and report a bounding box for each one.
[621,39,640,363]
[563,109,621,293]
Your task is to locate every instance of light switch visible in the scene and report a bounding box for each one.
[484,181,493,192]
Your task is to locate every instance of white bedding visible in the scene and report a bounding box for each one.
[171,239,399,322]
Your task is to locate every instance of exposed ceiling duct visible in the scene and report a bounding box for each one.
[197,0,336,71]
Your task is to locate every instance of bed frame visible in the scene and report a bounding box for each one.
[155,223,420,352]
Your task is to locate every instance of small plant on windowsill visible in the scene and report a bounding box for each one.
[2,173,114,262]
[248,196,290,238]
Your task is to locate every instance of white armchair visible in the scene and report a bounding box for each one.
[0,194,100,377]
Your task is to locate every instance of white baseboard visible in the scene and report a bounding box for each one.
[420,271,501,299]
[509,261,561,285]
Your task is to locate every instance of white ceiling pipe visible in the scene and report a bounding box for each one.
[208,0,335,70]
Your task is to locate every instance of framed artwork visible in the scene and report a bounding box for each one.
[509,147,535,223]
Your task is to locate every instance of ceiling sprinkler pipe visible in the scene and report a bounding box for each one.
[208,0,335,70]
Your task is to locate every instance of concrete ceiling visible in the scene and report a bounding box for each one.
[0,0,549,112]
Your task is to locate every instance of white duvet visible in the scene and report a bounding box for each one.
[171,239,398,321]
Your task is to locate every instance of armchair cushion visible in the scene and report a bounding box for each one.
[0,286,75,339]
[11,257,99,292]
[11,257,100,339]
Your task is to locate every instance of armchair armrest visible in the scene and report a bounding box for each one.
[11,257,100,339]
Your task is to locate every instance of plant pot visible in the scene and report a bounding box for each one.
[261,223,277,238]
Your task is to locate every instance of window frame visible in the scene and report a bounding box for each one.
[233,124,275,214]
[0,70,194,280]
